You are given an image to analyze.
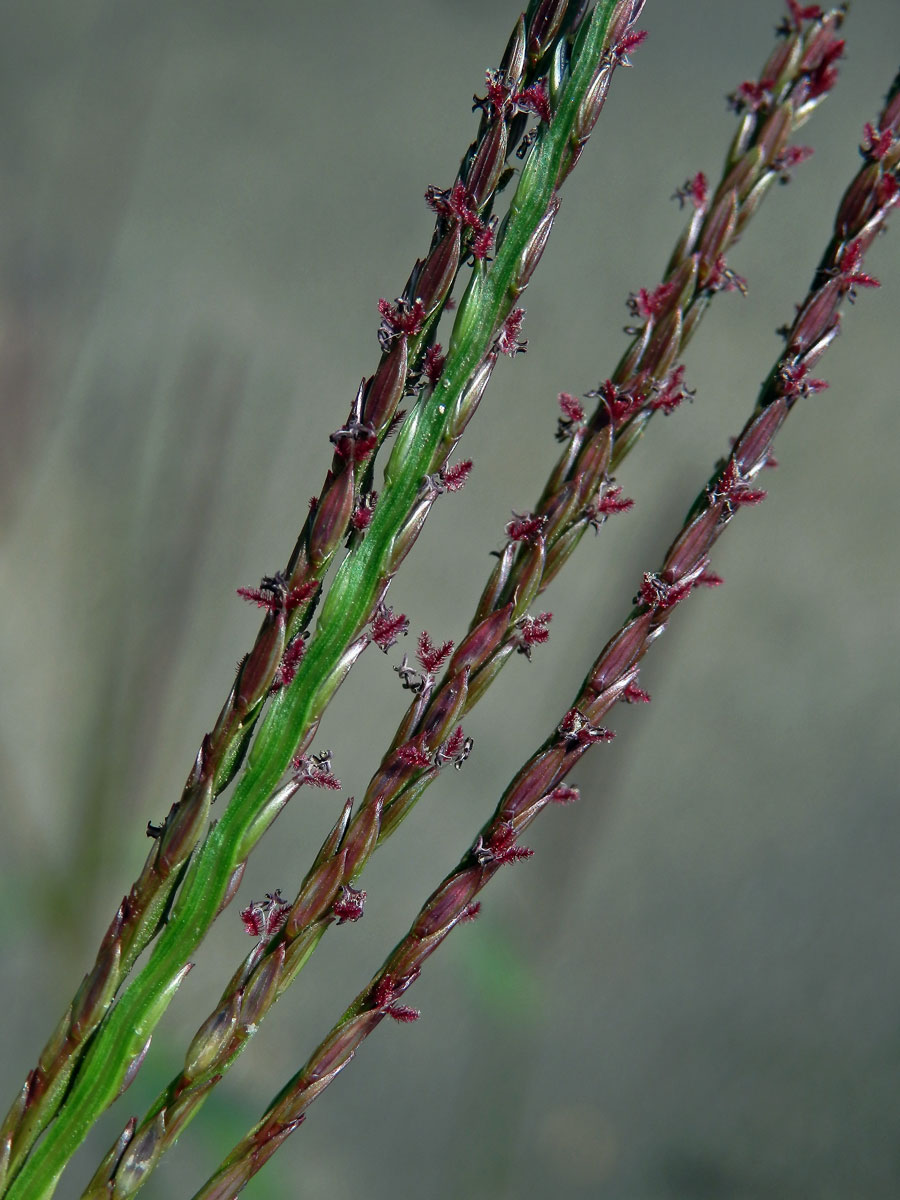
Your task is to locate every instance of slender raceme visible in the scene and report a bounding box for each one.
[0,3,588,1182]
[2,4,637,1198]
[81,10,852,1195]
[192,75,900,1194]
[1,3,896,1198]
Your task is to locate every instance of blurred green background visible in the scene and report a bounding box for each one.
[2,2,900,1197]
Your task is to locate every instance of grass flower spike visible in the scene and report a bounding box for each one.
[0,2,897,1197]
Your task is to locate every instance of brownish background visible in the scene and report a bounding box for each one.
[2,3,899,1197]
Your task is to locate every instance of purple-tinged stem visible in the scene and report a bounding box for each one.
[79,10,857,1194]
[189,71,899,1200]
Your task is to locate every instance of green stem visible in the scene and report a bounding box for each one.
[4,6,619,1197]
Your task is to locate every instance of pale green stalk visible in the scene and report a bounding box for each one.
[0,1,566,1178]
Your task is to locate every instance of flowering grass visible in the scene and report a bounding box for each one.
[1,2,899,1197]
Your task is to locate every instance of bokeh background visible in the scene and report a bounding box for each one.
[2,2,900,1197]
